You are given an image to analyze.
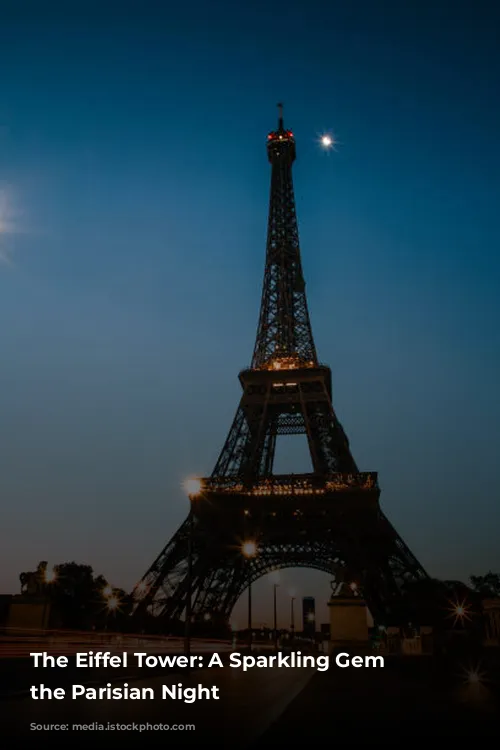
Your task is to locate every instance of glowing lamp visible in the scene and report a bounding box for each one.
[44,568,57,584]
[241,541,258,558]
[183,478,202,496]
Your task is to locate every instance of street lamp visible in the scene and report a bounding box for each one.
[273,583,280,650]
[107,595,119,612]
[242,541,257,558]
[183,478,202,496]
[241,540,258,651]
[103,594,120,633]
[42,566,57,631]
[183,477,202,659]
[290,593,296,640]
[44,567,57,584]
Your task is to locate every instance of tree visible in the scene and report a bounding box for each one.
[470,571,500,597]
[28,560,132,630]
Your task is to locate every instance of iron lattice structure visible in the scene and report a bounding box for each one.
[132,105,428,627]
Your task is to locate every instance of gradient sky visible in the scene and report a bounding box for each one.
[1,1,499,627]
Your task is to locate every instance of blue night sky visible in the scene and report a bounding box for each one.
[1,1,499,626]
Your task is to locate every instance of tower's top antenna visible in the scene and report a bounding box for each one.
[277,102,284,129]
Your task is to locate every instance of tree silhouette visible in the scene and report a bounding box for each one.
[29,560,132,630]
[470,571,500,597]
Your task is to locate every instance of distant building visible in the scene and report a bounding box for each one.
[302,596,315,637]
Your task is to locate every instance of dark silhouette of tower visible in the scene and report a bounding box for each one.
[132,105,428,628]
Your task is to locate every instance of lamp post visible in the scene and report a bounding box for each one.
[183,478,202,659]
[241,541,258,651]
[102,590,120,635]
[273,583,280,650]
[306,611,315,642]
[107,595,120,612]
[42,567,57,632]
[184,509,194,658]
[290,596,296,640]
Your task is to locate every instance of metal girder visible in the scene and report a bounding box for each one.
[212,370,358,479]
[132,496,428,625]
[252,116,317,369]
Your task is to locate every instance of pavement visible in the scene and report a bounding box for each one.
[0,634,233,696]
[2,659,316,747]
[253,652,500,744]
[2,645,498,746]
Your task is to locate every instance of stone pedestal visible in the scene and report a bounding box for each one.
[328,584,369,653]
[483,598,500,647]
[7,596,51,633]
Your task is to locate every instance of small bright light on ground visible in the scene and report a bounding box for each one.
[461,662,486,687]
[107,596,119,611]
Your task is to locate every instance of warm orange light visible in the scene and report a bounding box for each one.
[241,541,258,558]
[447,598,472,626]
[44,568,57,584]
[183,478,202,496]
[107,596,119,611]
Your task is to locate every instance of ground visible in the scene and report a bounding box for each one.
[1,647,498,746]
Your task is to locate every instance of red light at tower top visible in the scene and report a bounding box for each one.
[267,131,293,141]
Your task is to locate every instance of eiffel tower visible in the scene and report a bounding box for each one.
[132,105,428,628]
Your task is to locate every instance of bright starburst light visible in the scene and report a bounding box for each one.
[446,597,472,626]
[183,478,202,496]
[319,133,338,151]
[107,595,120,612]
[44,567,57,584]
